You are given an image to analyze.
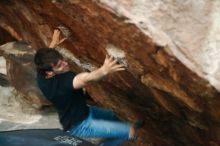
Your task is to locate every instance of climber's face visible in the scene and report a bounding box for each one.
[52,59,70,74]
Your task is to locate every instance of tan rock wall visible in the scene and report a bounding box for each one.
[96,0,220,92]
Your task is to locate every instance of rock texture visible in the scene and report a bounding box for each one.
[0,27,16,45]
[97,0,220,91]
[0,73,10,87]
[0,42,50,108]
[0,0,220,146]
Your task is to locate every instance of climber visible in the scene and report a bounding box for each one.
[34,29,143,146]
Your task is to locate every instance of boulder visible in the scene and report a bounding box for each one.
[0,42,50,108]
[0,1,220,145]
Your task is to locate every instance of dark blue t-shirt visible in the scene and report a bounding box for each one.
[37,71,89,131]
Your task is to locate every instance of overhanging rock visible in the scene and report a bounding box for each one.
[0,1,220,145]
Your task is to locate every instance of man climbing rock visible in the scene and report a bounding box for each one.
[34,29,142,146]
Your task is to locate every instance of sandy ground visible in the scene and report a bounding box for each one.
[0,86,61,131]
[0,57,6,75]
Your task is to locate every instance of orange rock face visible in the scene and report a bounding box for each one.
[0,1,220,145]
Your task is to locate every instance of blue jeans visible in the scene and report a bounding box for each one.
[69,106,131,146]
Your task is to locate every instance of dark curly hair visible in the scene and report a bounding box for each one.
[34,48,63,72]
